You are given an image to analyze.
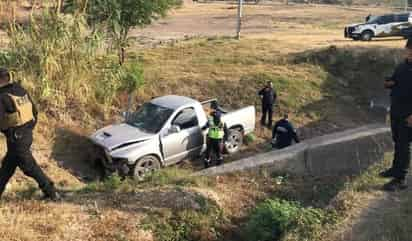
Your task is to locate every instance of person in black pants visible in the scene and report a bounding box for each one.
[0,68,59,200]
[258,81,277,128]
[272,114,300,149]
[202,110,228,168]
[380,39,412,191]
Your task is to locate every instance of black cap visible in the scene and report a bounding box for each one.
[212,110,221,118]
[406,38,412,49]
[211,100,218,110]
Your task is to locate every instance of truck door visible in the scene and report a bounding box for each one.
[392,14,411,35]
[161,107,203,165]
[375,15,395,37]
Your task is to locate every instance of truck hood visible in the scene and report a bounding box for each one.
[90,123,155,151]
[347,23,364,28]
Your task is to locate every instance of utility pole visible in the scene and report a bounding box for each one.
[236,0,244,40]
[405,0,408,11]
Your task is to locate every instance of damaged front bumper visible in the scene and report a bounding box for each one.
[93,145,130,176]
[344,26,360,38]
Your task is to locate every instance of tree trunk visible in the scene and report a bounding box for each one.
[119,47,125,66]
[126,92,134,120]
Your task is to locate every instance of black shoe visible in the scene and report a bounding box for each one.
[383,178,408,192]
[42,190,62,202]
[216,159,223,166]
[379,168,396,178]
[204,159,211,169]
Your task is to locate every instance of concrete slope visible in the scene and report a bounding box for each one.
[196,124,392,176]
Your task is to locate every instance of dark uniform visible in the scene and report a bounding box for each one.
[0,77,57,199]
[272,118,299,149]
[258,85,277,127]
[381,59,412,190]
[203,111,228,168]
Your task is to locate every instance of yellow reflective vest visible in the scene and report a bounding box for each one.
[207,117,225,140]
[0,93,35,130]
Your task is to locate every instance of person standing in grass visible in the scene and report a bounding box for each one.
[380,39,412,191]
[0,68,59,200]
[203,104,228,168]
[258,81,277,128]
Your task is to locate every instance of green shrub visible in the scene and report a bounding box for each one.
[4,8,145,117]
[244,133,256,144]
[80,174,124,193]
[142,201,224,241]
[244,198,337,241]
[7,10,102,105]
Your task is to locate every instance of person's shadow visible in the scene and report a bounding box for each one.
[51,128,104,182]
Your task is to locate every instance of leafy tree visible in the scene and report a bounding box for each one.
[66,0,182,65]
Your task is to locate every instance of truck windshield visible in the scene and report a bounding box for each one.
[126,103,174,133]
[366,16,379,24]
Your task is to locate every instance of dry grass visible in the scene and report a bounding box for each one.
[0,2,407,241]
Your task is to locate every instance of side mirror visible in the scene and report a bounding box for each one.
[169,125,181,134]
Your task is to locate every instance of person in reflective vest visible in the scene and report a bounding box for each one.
[202,110,228,168]
[0,68,59,201]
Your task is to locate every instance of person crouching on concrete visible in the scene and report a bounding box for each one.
[202,110,228,168]
[272,114,300,149]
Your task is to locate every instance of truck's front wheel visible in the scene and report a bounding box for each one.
[361,31,373,41]
[132,155,161,180]
[225,129,243,154]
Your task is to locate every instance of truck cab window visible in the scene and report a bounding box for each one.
[378,15,394,24]
[397,14,409,22]
[172,108,199,130]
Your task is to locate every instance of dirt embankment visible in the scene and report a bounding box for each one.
[0,2,408,241]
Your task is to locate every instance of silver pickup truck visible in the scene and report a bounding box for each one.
[90,95,255,178]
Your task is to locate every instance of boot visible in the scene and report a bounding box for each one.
[204,159,211,169]
[383,178,408,192]
[379,168,397,178]
[216,158,223,166]
[41,183,61,201]
[41,191,62,202]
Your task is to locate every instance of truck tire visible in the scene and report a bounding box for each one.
[361,31,373,41]
[132,155,161,180]
[225,129,243,154]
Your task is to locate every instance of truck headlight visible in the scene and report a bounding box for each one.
[104,150,113,163]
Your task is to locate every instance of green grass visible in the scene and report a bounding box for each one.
[241,155,393,241]
[244,198,338,241]
[140,167,216,188]
[141,205,225,241]
[2,11,397,132]
[79,167,216,194]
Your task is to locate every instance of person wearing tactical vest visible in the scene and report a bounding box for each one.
[0,68,59,200]
[202,110,228,168]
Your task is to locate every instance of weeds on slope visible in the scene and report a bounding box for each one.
[0,7,144,121]
[79,167,215,194]
[141,196,226,241]
[241,156,392,241]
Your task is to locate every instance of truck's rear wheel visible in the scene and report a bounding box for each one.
[361,31,373,41]
[225,129,243,154]
[132,155,160,180]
